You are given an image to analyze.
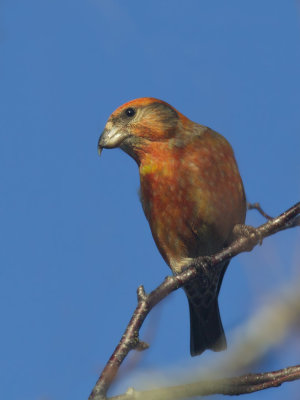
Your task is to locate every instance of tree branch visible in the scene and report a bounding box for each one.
[109,365,300,400]
[88,202,300,400]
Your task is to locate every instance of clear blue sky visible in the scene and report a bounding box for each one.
[1,1,300,399]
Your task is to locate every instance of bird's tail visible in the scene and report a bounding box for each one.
[184,261,229,356]
[188,297,226,356]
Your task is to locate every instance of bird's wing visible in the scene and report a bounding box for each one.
[178,125,246,256]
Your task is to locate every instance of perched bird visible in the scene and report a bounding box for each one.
[98,98,246,356]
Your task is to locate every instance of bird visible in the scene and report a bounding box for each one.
[98,98,246,356]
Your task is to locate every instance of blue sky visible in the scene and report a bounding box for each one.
[1,1,300,399]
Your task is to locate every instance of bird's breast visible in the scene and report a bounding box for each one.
[138,137,246,272]
[139,157,201,269]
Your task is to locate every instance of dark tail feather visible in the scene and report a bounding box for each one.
[188,298,227,357]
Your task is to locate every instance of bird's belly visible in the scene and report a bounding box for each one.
[140,178,204,269]
[140,169,245,273]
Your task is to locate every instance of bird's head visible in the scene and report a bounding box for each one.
[98,98,188,163]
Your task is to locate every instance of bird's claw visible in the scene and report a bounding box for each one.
[232,224,263,251]
[194,256,211,273]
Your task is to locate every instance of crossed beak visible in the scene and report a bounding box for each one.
[98,123,127,156]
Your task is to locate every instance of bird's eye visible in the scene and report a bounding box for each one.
[124,107,136,118]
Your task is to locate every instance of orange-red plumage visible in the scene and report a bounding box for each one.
[98,98,246,356]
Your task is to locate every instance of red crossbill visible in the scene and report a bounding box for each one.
[98,98,246,356]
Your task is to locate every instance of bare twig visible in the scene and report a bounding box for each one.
[247,201,300,229]
[247,202,273,220]
[88,202,300,400]
[109,365,300,400]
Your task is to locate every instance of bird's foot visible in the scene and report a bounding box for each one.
[232,223,263,252]
[179,256,211,275]
[193,256,211,274]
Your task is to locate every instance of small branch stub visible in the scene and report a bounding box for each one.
[137,286,147,302]
[135,341,149,351]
